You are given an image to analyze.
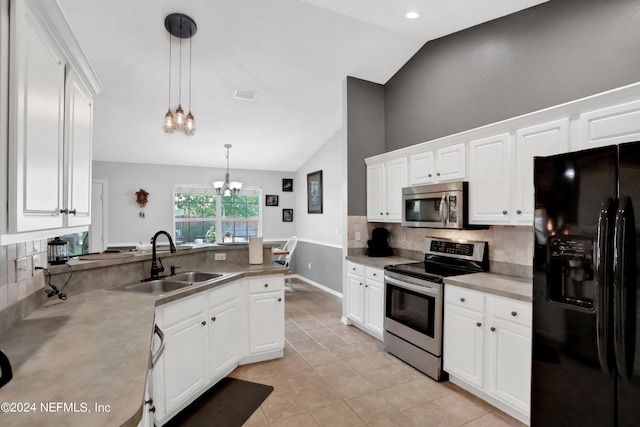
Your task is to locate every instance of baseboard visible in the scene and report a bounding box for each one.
[291,274,343,299]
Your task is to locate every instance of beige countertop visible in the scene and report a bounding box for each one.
[345,254,418,270]
[444,272,533,302]
[0,263,288,427]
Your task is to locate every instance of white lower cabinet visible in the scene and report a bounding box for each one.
[443,284,532,425]
[346,261,384,339]
[153,274,284,426]
[247,276,285,355]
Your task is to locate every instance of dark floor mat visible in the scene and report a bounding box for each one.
[164,377,273,427]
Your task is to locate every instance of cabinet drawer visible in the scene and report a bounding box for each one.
[161,293,205,328]
[347,262,364,276]
[207,282,240,306]
[365,267,383,282]
[492,297,532,327]
[446,286,485,313]
[247,276,284,294]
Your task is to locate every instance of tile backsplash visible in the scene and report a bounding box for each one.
[348,216,533,278]
[0,240,47,334]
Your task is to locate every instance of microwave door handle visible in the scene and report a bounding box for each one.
[440,194,448,226]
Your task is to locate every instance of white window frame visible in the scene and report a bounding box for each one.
[173,185,262,244]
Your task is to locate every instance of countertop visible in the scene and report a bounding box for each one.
[345,254,417,270]
[0,262,288,427]
[444,272,532,302]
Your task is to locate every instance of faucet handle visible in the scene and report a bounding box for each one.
[170,266,181,276]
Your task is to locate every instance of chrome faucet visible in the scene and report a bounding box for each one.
[150,231,177,279]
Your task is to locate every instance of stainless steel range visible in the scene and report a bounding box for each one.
[383,237,488,381]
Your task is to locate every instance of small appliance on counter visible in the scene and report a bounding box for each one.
[383,237,488,381]
[367,227,393,257]
[0,349,13,389]
[47,237,69,265]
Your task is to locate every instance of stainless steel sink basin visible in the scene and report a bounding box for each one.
[169,271,223,284]
[123,280,192,295]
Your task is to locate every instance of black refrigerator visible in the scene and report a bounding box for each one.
[532,142,640,426]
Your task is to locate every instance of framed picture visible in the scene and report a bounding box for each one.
[282,178,293,192]
[282,208,293,222]
[307,170,323,214]
[265,195,279,206]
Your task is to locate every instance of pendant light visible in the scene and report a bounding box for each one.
[163,13,197,135]
[213,144,243,196]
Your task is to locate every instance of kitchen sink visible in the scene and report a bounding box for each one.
[123,280,192,295]
[169,271,224,284]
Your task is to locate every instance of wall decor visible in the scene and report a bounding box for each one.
[135,188,149,218]
[282,178,293,192]
[307,170,323,214]
[265,195,279,206]
[283,209,293,222]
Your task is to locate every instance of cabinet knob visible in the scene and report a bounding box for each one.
[476,322,482,327]
[380,212,383,215]
[516,210,522,215]
[201,321,207,326]
[69,208,77,216]
[428,173,432,177]
[386,212,389,215]
[437,172,441,176]
[60,208,68,214]
[490,327,496,332]
[502,210,508,215]
[149,405,156,413]
[359,282,363,286]
[264,283,269,288]
[365,284,368,288]
[212,317,216,322]
[460,297,465,303]
[373,273,377,276]
[352,267,356,271]
[511,311,518,317]
[278,297,282,302]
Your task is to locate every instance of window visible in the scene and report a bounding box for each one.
[173,185,262,244]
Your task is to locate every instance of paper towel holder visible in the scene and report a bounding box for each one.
[249,237,264,265]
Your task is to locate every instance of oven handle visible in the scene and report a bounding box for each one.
[384,275,439,296]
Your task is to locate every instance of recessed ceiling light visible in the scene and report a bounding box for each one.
[405,11,420,19]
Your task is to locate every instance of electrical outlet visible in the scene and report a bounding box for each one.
[355,231,361,241]
[215,253,226,261]
[308,262,312,270]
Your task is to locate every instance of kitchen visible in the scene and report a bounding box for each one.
[1,0,640,426]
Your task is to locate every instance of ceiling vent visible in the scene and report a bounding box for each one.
[234,89,257,101]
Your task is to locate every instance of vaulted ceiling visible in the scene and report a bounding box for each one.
[58,0,547,171]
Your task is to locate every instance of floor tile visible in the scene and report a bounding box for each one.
[309,401,366,427]
[403,401,465,426]
[296,381,342,410]
[433,389,494,423]
[269,411,319,427]
[345,391,398,423]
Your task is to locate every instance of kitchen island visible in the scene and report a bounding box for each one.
[0,256,288,427]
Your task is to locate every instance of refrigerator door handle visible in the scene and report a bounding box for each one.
[613,196,636,379]
[595,197,615,374]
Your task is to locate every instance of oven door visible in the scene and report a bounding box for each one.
[384,274,443,356]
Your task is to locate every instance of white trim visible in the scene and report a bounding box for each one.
[291,274,343,299]
[296,237,343,249]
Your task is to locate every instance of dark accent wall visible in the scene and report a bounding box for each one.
[384,0,640,151]
[347,77,385,216]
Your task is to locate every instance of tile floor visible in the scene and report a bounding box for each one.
[232,279,526,427]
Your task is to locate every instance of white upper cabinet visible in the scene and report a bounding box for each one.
[2,0,101,240]
[513,118,569,224]
[409,143,466,185]
[367,157,407,222]
[469,133,512,224]
[578,99,640,149]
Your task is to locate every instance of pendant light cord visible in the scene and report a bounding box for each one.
[188,31,193,111]
[178,26,183,106]
[167,33,172,109]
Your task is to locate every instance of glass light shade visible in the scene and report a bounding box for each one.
[212,181,224,189]
[184,111,195,135]
[230,181,243,191]
[175,104,185,129]
[163,109,175,133]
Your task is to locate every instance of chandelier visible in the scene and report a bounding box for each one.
[213,144,243,196]
[163,13,197,135]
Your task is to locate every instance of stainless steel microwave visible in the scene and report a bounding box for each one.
[402,181,468,229]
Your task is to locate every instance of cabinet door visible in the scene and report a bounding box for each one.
[409,151,435,185]
[248,291,284,354]
[64,70,94,227]
[364,278,384,337]
[578,99,640,149]
[346,275,364,324]
[9,1,65,232]
[469,133,511,224]
[162,312,208,414]
[488,317,532,414]
[443,304,485,388]
[209,298,241,379]
[366,163,385,221]
[513,119,569,225]
[436,143,466,182]
[384,157,408,221]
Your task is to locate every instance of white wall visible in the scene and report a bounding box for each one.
[92,161,295,245]
[294,127,346,249]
